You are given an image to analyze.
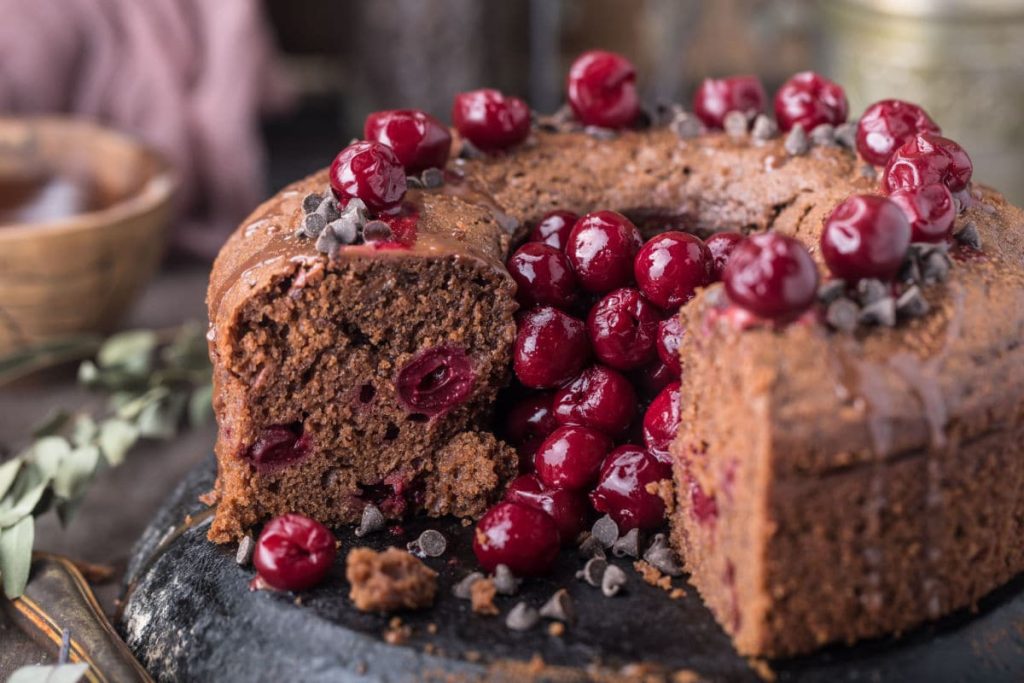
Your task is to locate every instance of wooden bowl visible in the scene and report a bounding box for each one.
[0,117,175,355]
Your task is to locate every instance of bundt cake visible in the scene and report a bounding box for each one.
[205,50,1024,658]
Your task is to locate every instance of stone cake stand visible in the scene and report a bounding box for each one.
[118,457,1024,682]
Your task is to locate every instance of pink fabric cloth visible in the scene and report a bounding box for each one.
[0,0,292,258]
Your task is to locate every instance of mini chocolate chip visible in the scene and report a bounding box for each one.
[421,167,445,189]
[670,112,701,140]
[601,564,628,597]
[304,212,327,237]
[860,164,878,181]
[458,140,484,160]
[417,529,447,557]
[645,532,670,554]
[362,220,394,242]
[453,571,484,600]
[584,125,617,141]
[896,285,930,319]
[406,175,425,189]
[592,515,619,548]
[723,111,749,139]
[953,221,982,250]
[646,547,683,577]
[834,122,857,150]
[505,602,540,631]
[858,296,897,327]
[302,192,324,214]
[315,195,341,223]
[235,535,254,566]
[611,528,640,558]
[355,504,385,537]
[493,564,522,596]
[817,279,848,304]
[856,278,889,306]
[576,557,608,587]
[784,124,809,156]
[921,250,951,284]
[328,217,358,244]
[826,298,860,332]
[899,253,923,285]
[751,114,778,141]
[539,589,574,622]
[810,123,836,147]
[578,534,607,560]
[315,225,341,255]
[649,102,683,127]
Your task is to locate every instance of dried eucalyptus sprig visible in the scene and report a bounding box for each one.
[0,322,212,599]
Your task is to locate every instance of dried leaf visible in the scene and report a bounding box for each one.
[8,663,89,683]
[30,436,71,479]
[0,458,21,501]
[115,387,169,421]
[189,385,213,427]
[53,446,100,500]
[137,393,186,440]
[0,475,48,528]
[0,515,34,598]
[97,329,157,373]
[76,360,99,386]
[70,415,98,447]
[97,419,138,466]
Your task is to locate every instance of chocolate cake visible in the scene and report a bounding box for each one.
[206,53,1024,659]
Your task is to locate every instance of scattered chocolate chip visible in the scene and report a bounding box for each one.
[362,220,394,243]
[458,140,484,160]
[896,285,930,319]
[611,527,640,558]
[900,253,923,285]
[314,195,341,223]
[578,534,607,560]
[418,529,447,557]
[505,602,540,631]
[576,557,608,587]
[591,515,619,548]
[406,175,425,189]
[858,296,897,327]
[304,212,327,237]
[860,163,878,181]
[601,564,628,597]
[723,111,749,139]
[670,112,701,140]
[453,571,484,600]
[826,297,860,332]
[421,167,445,189]
[953,221,982,250]
[584,125,617,141]
[856,278,889,306]
[643,535,683,577]
[921,249,951,284]
[355,504,385,537]
[648,102,683,127]
[834,122,857,150]
[751,114,778,142]
[315,225,340,255]
[302,192,324,214]
[235,535,254,566]
[810,123,836,147]
[539,589,574,622]
[817,278,848,304]
[784,124,809,156]
[328,217,359,244]
[493,564,522,596]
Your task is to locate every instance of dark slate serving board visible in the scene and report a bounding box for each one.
[118,457,1024,682]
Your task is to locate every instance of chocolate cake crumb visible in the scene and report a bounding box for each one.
[539,589,574,622]
[421,167,445,189]
[896,285,930,319]
[592,515,619,548]
[506,602,540,631]
[362,220,393,243]
[548,622,566,637]
[470,577,499,615]
[826,298,859,332]
[834,122,858,149]
[954,221,982,250]
[635,560,672,591]
[578,533,607,559]
[408,529,447,558]
[493,564,522,595]
[611,527,640,558]
[577,557,608,587]
[810,123,836,147]
[346,547,438,613]
[423,432,518,519]
[858,296,897,327]
[751,114,778,142]
[355,504,385,537]
[723,111,749,139]
[784,124,809,156]
[601,564,628,597]
[453,571,484,600]
[235,535,254,566]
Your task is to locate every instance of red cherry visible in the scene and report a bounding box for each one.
[773,71,848,132]
[692,76,766,130]
[473,502,560,576]
[705,231,744,282]
[507,242,578,309]
[396,346,475,415]
[634,231,712,309]
[882,133,973,194]
[723,233,819,319]
[513,306,591,389]
[452,89,531,151]
[504,474,589,543]
[821,194,911,281]
[656,315,684,378]
[502,392,558,461]
[590,446,671,531]
[586,287,659,371]
[534,425,613,491]
[253,514,335,591]
[855,100,940,167]
[329,141,407,212]
[363,109,452,173]
[567,50,640,129]
[643,382,681,462]
[634,359,674,399]
[243,425,311,470]
[888,183,956,244]
[566,211,643,293]
[552,365,636,438]
[529,210,580,250]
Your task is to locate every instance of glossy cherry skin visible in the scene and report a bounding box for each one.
[634,231,712,309]
[882,133,973,194]
[243,425,311,470]
[552,365,637,438]
[888,183,956,244]
[329,141,407,212]
[723,233,819,319]
[253,514,335,591]
[643,382,681,463]
[504,474,589,542]
[502,392,558,460]
[566,211,644,294]
[363,109,452,173]
[705,231,744,282]
[692,76,766,130]
[473,502,561,575]
[855,100,940,167]
[634,359,674,399]
[567,50,640,129]
[656,315,684,378]
[528,210,580,250]
[508,242,578,309]
[821,194,911,281]
[534,425,613,491]
[590,445,672,531]
[587,287,659,370]
[396,346,475,415]
[773,71,848,132]
[452,89,531,151]
[513,306,591,389]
